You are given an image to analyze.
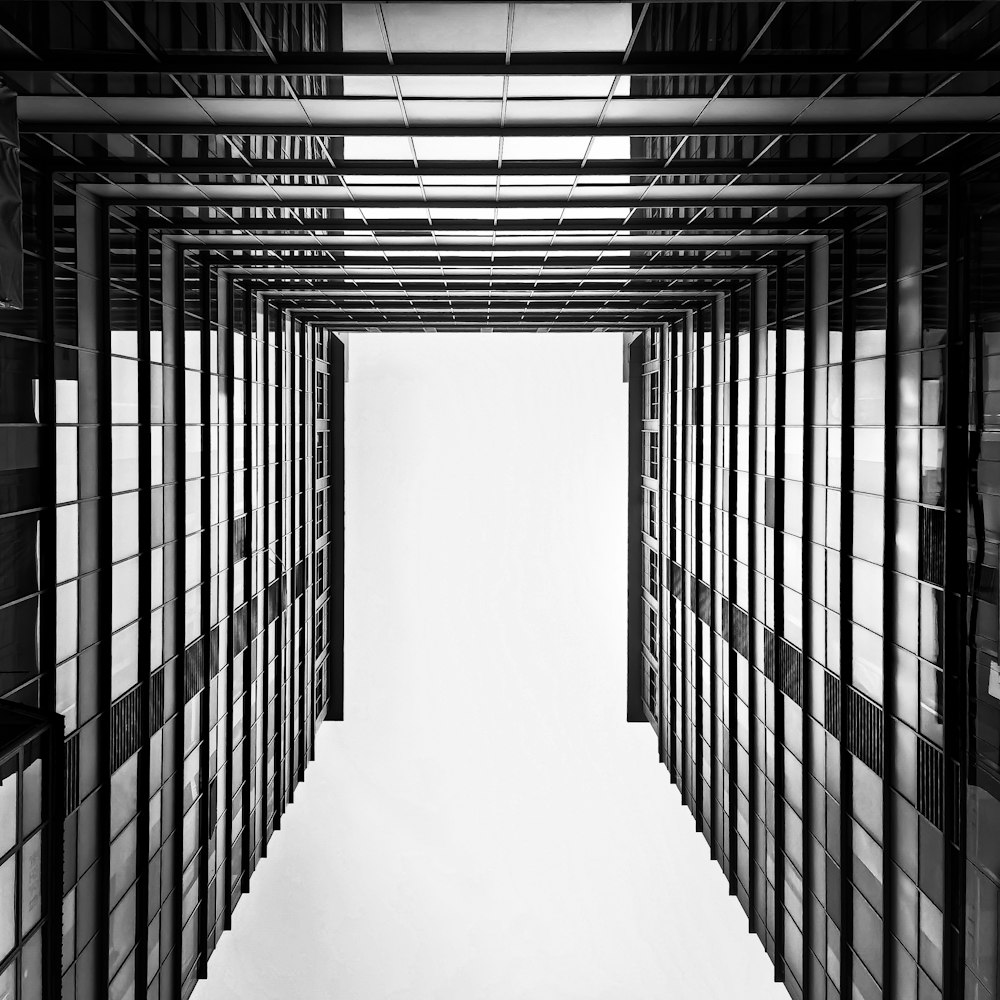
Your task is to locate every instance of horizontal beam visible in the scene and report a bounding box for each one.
[210,264,757,277]
[26,119,1000,138]
[6,51,997,77]
[46,156,955,178]
[161,253,768,268]
[169,237,810,251]
[19,95,1000,136]
[222,279,749,291]
[275,306,706,317]
[257,284,747,297]
[135,216,848,234]
[83,180,909,208]
[293,322,677,331]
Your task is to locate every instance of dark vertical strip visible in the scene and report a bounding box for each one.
[627,334,646,722]
[728,284,740,898]
[239,284,253,894]
[222,272,236,931]
[274,305,285,830]
[272,305,284,833]
[37,167,56,719]
[747,275,761,934]
[297,318,307,784]
[274,303,284,830]
[37,163,62,1000]
[327,335,346,723]
[134,216,152,997]
[801,247,817,993]
[707,301,719,860]
[656,327,667,768]
[839,222,857,1000]
[93,199,113,1000]
[170,244,186,994]
[196,254,212,978]
[46,719,66,1000]
[679,313,689,806]
[943,172,970,1000]
[667,320,679,782]
[260,295,271,859]
[694,307,705,835]
[773,258,788,984]
[309,325,318,760]
[881,206,899,1000]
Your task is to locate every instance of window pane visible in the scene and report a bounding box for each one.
[0,855,14,961]
[0,772,16,856]
[21,831,42,935]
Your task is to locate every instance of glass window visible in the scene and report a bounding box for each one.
[111,493,140,563]
[21,759,41,836]
[111,427,140,494]
[55,426,78,504]
[111,623,139,702]
[111,558,139,633]
[109,948,135,1000]
[0,771,16,856]
[20,831,42,935]
[0,956,13,998]
[55,504,79,584]
[109,821,137,907]
[0,855,13,961]
[20,928,42,1000]
[110,755,138,839]
[110,358,139,424]
[854,761,884,840]
[108,887,136,975]
[61,888,75,973]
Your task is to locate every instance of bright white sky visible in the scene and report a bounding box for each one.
[191,332,789,1000]
[194,7,790,998]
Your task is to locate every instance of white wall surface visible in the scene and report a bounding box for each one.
[193,332,789,1000]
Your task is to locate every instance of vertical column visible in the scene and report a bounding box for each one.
[327,333,346,723]
[76,191,114,1000]
[710,294,725,864]
[748,271,763,940]
[942,174,970,1000]
[656,326,667,770]
[134,216,152,999]
[196,254,212,979]
[680,310,692,805]
[880,203,900,1000]
[220,270,236,933]
[727,282,741,900]
[802,234,829,998]
[773,258,788,984]
[238,281,255,901]
[665,319,678,778]
[693,306,706,837]
[839,221,857,1000]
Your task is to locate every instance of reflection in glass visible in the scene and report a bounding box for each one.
[20,760,40,837]
[0,855,14,960]
[20,831,41,935]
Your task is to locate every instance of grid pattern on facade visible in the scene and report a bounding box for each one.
[1,4,999,1000]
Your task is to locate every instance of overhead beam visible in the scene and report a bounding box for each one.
[82,180,911,208]
[46,156,960,178]
[136,217,851,234]
[5,50,997,77]
[168,237,813,251]
[19,95,1000,136]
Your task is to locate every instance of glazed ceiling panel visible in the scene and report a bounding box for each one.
[5,1,1000,330]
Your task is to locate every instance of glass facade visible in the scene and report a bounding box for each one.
[3,3,1000,1000]
[628,183,1000,1000]
[1,174,345,1000]
[0,702,63,1000]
